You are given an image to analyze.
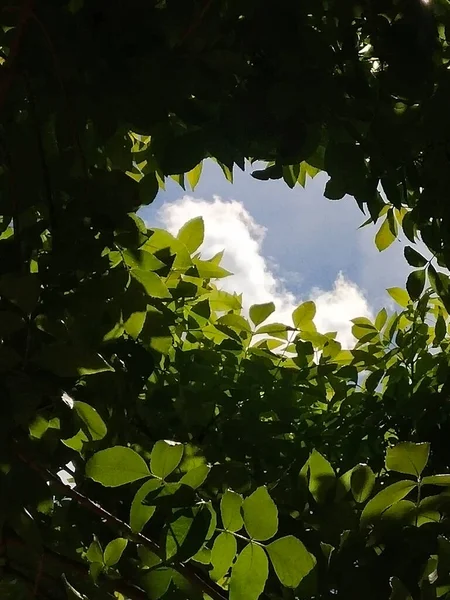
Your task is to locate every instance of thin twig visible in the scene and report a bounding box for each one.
[15,447,228,600]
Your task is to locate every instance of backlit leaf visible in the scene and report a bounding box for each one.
[177,217,204,254]
[266,535,316,588]
[86,446,150,487]
[361,480,417,527]
[387,288,410,308]
[221,490,244,533]
[210,531,237,581]
[243,486,278,541]
[386,442,430,477]
[104,538,127,566]
[150,440,184,479]
[73,401,107,441]
[230,543,268,600]
[131,269,171,298]
[249,302,275,327]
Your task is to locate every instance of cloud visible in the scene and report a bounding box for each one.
[155,195,373,347]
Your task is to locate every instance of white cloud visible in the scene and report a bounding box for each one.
[156,195,373,348]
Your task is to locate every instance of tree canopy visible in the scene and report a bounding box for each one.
[2,1,450,599]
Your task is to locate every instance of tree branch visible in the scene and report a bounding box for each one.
[16,447,228,600]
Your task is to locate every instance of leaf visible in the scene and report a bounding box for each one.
[230,543,268,600]
[193,259,232,279]
[375,210,397,251]
[351,464,375,503]
[141,568,172,600]
[139,173,159,205]
[187,162,203,190]
[131,269,171,298]
[387,288,410,308]
[249,302,275,327]
[73,401,107,441]
[103,538,127,567]
[180,464,210,489]
[292,301,316,329]
[386,442,430,477]
[243,486,278,541]
[86,539,103,564]
[221,490,244,532]
[255,323,291,340]
[406,269,425,301]
[422,475,450,486]
[177,217,204,254]
[150,440,184,479]
[266,535,316,588]
[86,446,150,487]
[166,507,212,562]
[360,481,417,527]
[308,449,336,504]
[130,479,161,533]
[210,531,237,581]
[404,246,427,268]
[434,313,447,345]
[375,308,388,330]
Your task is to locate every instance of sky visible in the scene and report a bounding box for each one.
[139,160,423,348]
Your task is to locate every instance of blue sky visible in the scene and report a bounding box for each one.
[139,160,417,346]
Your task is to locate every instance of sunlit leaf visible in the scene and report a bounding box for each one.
[243,486,278,541]
[230,543,268,600]
[86,447,150,487]
[266,536,316,588]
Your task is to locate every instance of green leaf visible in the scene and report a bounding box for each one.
[360,480,417,527]
[73,401,107,441]
[141,568,172,600]
[351,464,375,503]
[375,210,397,251]
[292,301,316,329]
[422,475,450,486]
[193,259,232,279]
[166,507,212,562]
[255,323,291,340]
[266,536,316,588]
[177,217,204,254]
[210,531,237,581]
[434,313,447,345]
[404,246,427,268]
[243,486,278,541]
[86,539,103,564]
[131,269,171,298]
[221,490,244,532]
[150,440,184,479]
[249,302,275,327]
[386,442,430,477]
[308,449,336,504]
[230,543,268,600]
[86,446,151,487]
[130,479,161,533]
[180,464,210,489]
[103,538,127,567]
[375,308,388,330]
[139,173,159,205]
[187,162,203,190]
[406,269,425,301]
[387,288,410,308]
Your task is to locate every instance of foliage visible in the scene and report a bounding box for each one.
[2,1,450,599]
[0,205,449,599]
